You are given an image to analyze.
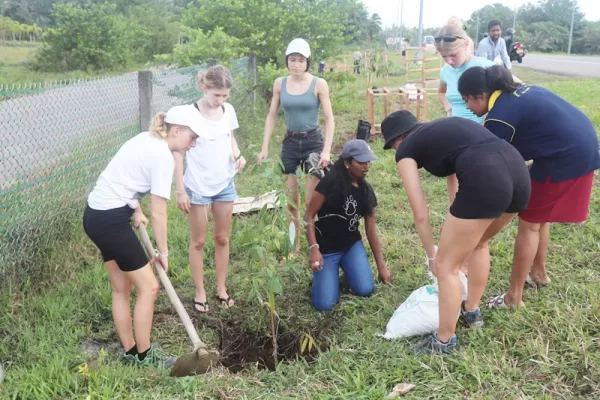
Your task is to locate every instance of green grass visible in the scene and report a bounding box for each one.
[0,41,39,64]
[1,66,599,399]
[0,41,143,86]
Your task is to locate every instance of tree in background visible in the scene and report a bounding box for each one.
[0,16,41,41]
[466,0,598,54]
[29,1,179,72]
[574,21,600,54]
[33,3,129,71]
[180,0,367,66]
[366,13,382,42]
[466,3,515,43]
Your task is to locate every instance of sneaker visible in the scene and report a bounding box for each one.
[459,301,484,328]
[412,332,460,354]
[120,352,138,366]
[134,345,177,369]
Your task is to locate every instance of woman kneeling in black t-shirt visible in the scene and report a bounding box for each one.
[304,140,391,311]
[382,110,531,354]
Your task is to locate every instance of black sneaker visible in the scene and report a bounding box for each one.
[412,333,460,354]
[459,300,484,328]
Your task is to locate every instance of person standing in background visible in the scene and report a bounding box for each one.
[476,20,512,69]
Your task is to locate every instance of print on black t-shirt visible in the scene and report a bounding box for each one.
[313,173,377,254]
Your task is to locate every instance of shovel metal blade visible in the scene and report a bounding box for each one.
[169,349,220,377]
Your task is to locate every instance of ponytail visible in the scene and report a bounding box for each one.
[150,112,168,139]
[196,65,233,92]
[458,65,520,98]
[485,65,520,92]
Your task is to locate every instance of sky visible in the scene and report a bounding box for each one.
[362,0,600,29]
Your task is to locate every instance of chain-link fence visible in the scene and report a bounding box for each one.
[0,56,255,286]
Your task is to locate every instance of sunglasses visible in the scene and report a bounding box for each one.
[434,34,465,43]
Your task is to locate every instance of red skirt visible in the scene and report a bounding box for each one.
[519,171,595,224]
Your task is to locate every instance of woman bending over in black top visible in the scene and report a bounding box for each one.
[382,110,531,354]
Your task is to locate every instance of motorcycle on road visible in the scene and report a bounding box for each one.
[504,28,527,64]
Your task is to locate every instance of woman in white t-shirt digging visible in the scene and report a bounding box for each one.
[175,65,246,313]
[84,105,207,368]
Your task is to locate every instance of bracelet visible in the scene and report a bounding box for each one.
[155,250,169,258]
[309,243,319,250]
[427,256,436,261]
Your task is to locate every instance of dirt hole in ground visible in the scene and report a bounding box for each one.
[218,326,322,373]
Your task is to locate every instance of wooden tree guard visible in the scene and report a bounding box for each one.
[334,63,350,72]
[366,87,435,136]
[403,47,443,88]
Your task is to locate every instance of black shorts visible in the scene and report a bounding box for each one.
[451,143,531,220]
[280,128,324,175]
[83,205,149,272]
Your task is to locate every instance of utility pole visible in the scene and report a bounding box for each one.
[475,13,480,49]
[567,3,576,54]
[417,0,424,51]
[396,0,401,50]
[400,0,404,42]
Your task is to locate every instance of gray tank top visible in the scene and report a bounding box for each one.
[280,76,320,132]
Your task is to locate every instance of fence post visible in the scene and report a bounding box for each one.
[248,53,258,114]
[138,70,153,132]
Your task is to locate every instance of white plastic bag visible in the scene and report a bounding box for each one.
[380,266,468,340]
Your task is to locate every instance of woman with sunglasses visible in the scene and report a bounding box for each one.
[458,65,600,309]
[435,17,495,208]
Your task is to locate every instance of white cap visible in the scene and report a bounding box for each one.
[164,104,214,140]
[286,38,311,58]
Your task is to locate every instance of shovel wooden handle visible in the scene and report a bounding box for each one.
[138,224,206,351]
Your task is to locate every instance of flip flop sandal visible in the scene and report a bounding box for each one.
[487,294,508,309]
[215,295,235,308]
[525,273,550,289]
[193,299,209,313]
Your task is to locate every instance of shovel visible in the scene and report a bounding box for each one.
[138,224,220,377]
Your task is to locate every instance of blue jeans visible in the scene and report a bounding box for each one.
[311,240,375,311]
[185,178,237,205]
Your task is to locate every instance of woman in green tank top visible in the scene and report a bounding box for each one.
[257,38,335,255]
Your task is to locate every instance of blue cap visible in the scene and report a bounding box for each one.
[342,139,377,163]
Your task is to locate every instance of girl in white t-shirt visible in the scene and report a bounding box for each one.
[84,104,206,368]
[174,65,246,313]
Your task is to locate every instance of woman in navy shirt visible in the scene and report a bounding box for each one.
[458,65,600,309]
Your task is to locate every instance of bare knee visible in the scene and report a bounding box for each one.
[190,236,206,252]
[214,233,229,247]
[519,220,542,233]
[138,282,160,300]
[112,281,132,297]
[436,259,461,279]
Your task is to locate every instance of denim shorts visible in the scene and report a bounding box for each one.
[185,179,237,205]
[280,128,324,175]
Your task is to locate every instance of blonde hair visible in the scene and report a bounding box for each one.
[196,65,233,92]
[435,16,474,55]
[150,112,171,139]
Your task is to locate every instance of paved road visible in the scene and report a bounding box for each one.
[519,54,600,77]
[0,68,193,190]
